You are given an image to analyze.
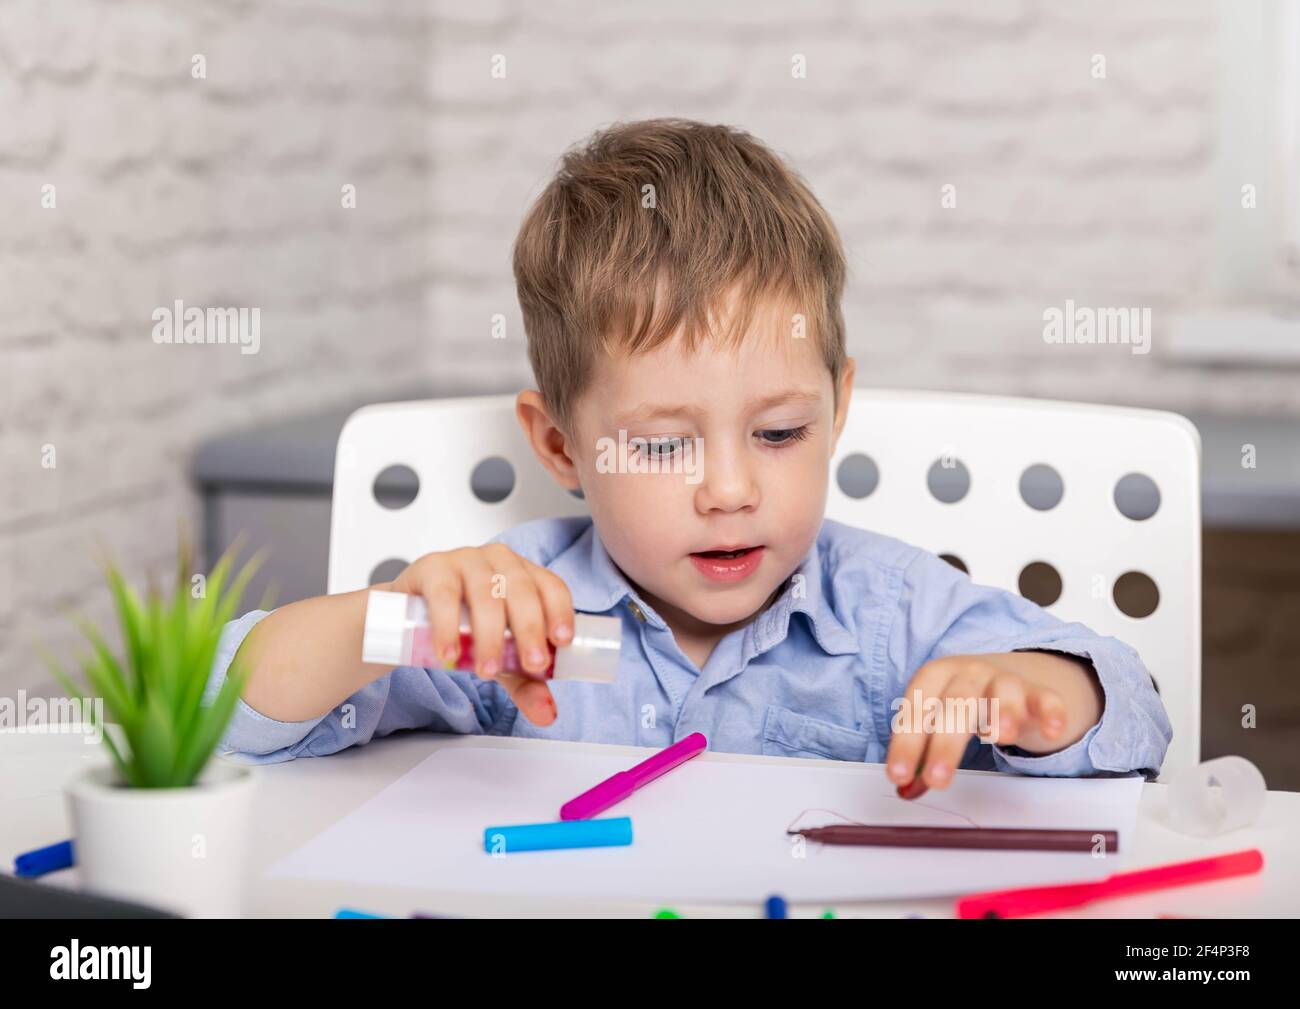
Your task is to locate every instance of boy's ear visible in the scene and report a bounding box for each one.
[831,357,856,448]
[516,390,582,492]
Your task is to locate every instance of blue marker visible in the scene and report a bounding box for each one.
[483,816,633,854]
[765,894,788,919]
[15,840,74,878]
[334,907,391,918]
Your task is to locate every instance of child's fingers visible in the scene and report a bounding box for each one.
[1025,685,1068,739]
[498,673,557,726]
[501,576,552,677]
[885,712,931,787]
[459,551,507,679]
[417,567,465,670]
[920,680,983,790]
[916,661,1000,788]
[918,740,964,789]
[526,561,575,647]
[887,658,966,785]
[983,672,1028,746]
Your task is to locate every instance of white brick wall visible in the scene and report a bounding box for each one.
[2,0,1296,693]
[0,0,433,688]
[423,0,1297,417]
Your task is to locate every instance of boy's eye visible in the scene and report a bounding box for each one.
[635,436,685,459]
[629,428,810,457]
[756,425,811,447]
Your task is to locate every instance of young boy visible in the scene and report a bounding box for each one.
[206,118,1172,791]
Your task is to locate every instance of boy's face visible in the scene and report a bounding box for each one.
[554,301,855,635]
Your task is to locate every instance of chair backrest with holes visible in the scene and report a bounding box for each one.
[330,389,1201,781]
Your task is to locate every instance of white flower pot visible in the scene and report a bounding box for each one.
[65,758,257,918]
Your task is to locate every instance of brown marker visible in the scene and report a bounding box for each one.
[789,824,1119,854]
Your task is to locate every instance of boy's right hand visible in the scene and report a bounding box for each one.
[384,544,575,727]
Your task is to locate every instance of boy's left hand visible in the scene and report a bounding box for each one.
[885,651,1099,792]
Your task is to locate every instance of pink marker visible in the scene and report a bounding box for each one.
[560,732,708,820]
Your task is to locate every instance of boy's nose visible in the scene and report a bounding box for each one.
[694,453,760,512]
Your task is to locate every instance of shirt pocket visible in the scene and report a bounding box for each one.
[761,704,874,762]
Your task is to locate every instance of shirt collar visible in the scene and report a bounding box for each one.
[745,531,859,658]
[549,521,859,657]
[549,521,671,630]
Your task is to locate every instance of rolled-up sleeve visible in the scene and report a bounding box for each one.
[888,549,1173,781]
[205,608,519,765]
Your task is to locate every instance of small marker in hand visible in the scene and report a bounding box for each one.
[896,761,929,801]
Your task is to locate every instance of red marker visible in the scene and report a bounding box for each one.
[897,760,929,800]
[956,849,1263,919]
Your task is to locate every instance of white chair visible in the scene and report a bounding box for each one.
[329,389,1201,782]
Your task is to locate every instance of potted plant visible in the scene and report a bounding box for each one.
[41,530,269,918]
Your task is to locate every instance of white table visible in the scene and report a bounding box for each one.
[3,728,1297,918]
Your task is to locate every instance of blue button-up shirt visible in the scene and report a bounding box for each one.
[206,516,1172,779]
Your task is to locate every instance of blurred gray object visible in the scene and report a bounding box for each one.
[192,401,1300,610]
[1195,414,1300,528]
[191,382,514,609]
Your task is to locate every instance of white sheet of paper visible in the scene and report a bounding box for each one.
[266,742,1143,902]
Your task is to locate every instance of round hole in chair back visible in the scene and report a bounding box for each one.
[1113,570,1160,618]
[1019,463,1064,511]
[369,557,408,586]
[1114,472,1160,521]
[373,464,419,510]
[939,553,968,574]
[836,453,879,499]
[927,457,970,504]
[1018,561,1062,607]
[470,456,515,504]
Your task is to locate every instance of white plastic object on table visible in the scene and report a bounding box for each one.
[1166,755,1267,837]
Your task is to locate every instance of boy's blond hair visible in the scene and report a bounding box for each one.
[512,118,847,436]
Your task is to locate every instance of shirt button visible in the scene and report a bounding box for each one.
[627,600,647,623]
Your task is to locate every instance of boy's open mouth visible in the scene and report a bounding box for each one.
[688,545,766,582]
[691,546,759,559]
